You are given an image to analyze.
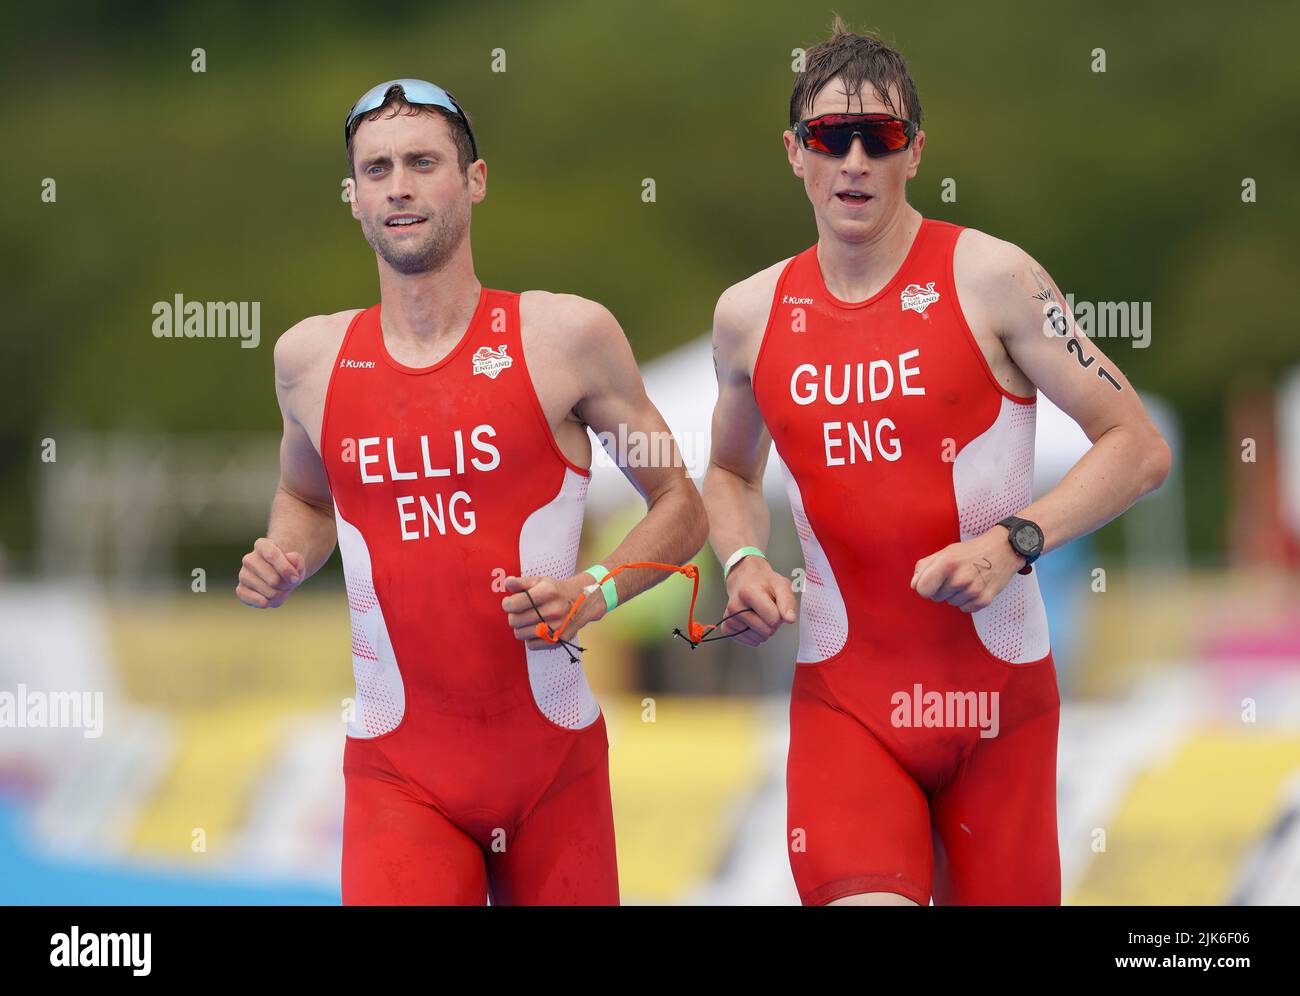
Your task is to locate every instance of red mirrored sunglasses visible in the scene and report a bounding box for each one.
[795,112,917,157]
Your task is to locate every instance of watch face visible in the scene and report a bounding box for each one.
[1014,524,1041,555]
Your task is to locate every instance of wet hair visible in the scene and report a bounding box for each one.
[789,15,922,127]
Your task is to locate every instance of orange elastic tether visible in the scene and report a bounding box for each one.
[533,561,715,644]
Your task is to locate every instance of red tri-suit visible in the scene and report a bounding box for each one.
[751,218,1061,905]
[320,288,618,905]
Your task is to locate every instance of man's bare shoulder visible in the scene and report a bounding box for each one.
[713,256,794,356]
[954,227,1042,302]
[519,289,624,355]
[273,309,364,391]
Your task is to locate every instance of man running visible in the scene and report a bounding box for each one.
[703,24,1171,905]
[237,79,706,905]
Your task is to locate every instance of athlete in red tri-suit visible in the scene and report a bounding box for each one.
[703,23,1171,905]
[236,80,707,905]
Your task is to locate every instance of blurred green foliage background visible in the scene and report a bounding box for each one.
[2,0,1297,569]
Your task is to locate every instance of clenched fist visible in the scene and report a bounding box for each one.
[237,537,305,608]
[910,527,1026,613]
[501,574,607,650]
[717,555,797,647]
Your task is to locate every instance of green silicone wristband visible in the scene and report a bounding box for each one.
[724,546,767,579]
[582,563,618,612]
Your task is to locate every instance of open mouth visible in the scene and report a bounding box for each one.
[835,191,872,205]
[385,214,427,229]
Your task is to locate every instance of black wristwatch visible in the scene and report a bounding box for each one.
[998,516,1044,574]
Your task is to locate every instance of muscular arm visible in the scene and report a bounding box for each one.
[502,295,708,645]
[566,297,709,604]
[702,276,777,566]
[267,412,337,579]
[967,233,1172,553]
[700,267,798,644]
[237,317,339,608]
[912,233,1172,611]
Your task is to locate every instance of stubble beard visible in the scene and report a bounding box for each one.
[362,203,468,276]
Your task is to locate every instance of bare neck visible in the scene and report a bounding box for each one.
[815,204,923,303]
[377,238,482,351]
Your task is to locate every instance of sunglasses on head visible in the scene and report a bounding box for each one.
[794,112,917,158]
[344,78,478,161]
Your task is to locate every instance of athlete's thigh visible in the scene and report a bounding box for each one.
[342,739,488,906]
[930,667,1061,906]
[488,720,619,906]
[787,674,933,906]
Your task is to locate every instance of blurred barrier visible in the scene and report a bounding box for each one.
[2,569,1298,903]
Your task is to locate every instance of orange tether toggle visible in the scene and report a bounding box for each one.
[532,561,715,644]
